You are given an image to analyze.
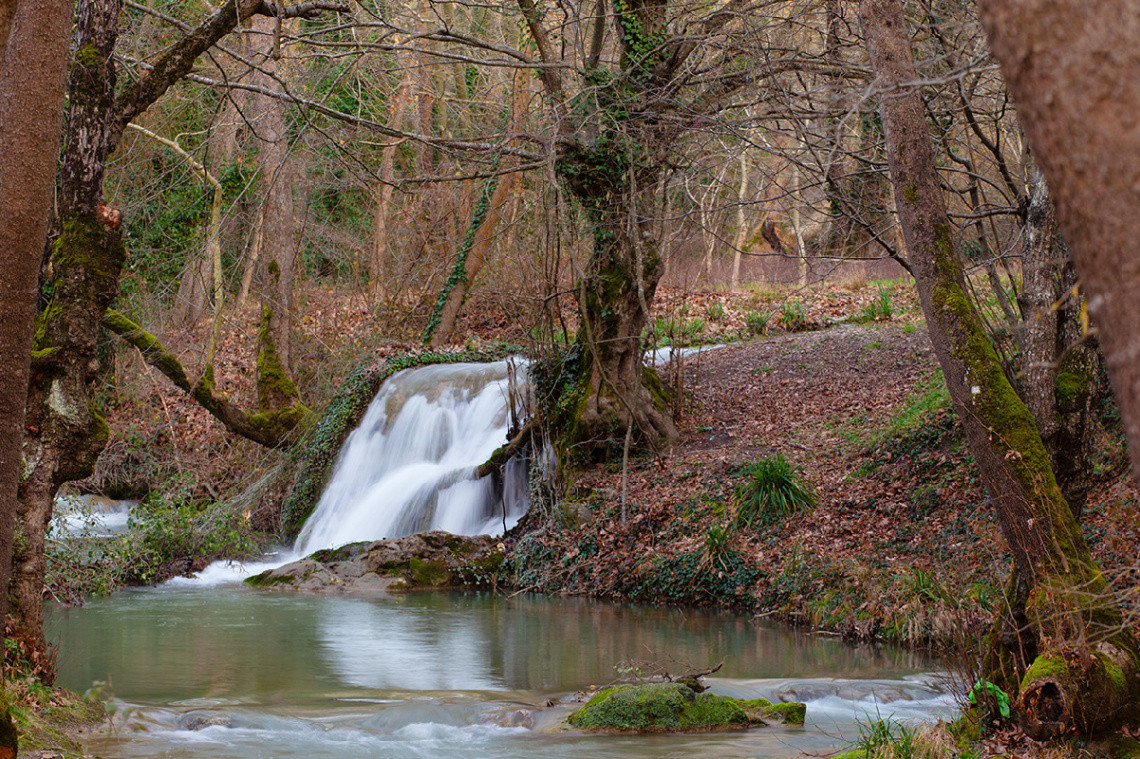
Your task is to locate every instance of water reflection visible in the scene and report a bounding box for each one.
[48,588,956,759]
[51,587,938,702]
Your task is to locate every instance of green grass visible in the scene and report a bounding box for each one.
[745,311,770,337]
[733,454,816,528]
[839,369,950,451]
[781,300,808,332]
[860,286,894,322]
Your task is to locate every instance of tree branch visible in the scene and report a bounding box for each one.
[102,310,307,448]
[110,0,346,152]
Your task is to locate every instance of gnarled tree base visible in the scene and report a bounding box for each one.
[1019,642,1139,740]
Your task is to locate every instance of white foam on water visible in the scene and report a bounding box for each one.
[295,360,530,555]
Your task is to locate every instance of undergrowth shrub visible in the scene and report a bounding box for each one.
[733,454,816,528]
[781,300,808,332]
[47,497,258,599]
[628,548,761,606]
[860,286,894,322]
[846,718,956,759]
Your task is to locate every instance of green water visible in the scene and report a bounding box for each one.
[48,585,956,758]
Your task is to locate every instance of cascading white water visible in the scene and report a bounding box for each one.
[294,360,529,555]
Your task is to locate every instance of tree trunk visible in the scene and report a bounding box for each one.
[731,151,749,290]
[16,0,126,646]
[248,14,297,381]
[0,0,71,611]
[371,66,412,303]
[1016,167,1099,517]
[555,139,679,456]
[861,0,1139,738]
[975,0,1140,499]
[0,7,71,726]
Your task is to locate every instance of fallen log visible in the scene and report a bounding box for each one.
[475,422,534,479]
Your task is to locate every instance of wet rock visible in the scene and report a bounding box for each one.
[181,713,232,730]
[484,706,536,728]
[566,682,806,733]
[245,531,498,594]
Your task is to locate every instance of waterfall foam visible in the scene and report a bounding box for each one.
[294,360,529,555]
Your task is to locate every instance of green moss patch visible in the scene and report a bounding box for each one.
[567,683,804,733]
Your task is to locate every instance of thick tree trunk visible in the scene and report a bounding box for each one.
[975,0,1140,498]
[861,0,1139,738]
[556,140,679,455]
[1016,168,1099,517]
[0,0,71,627]
[16,0,126,644]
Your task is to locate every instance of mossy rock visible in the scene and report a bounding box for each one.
[741,698,806,725]
[1108,736,1140,759]
[567,683,805,733]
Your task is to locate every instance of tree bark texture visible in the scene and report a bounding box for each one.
[975,0,1140,497]
[860,0,1138,738]
[17,0,308,648]
[17,0,126,643]
[1016,168,1099,517]
[0,0,71,687]
[248,14,297,379]
[557,133,680,454]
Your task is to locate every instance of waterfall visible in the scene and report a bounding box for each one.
[294,360,529,555]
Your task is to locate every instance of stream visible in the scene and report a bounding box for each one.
[47,360,957,757]
[49,587,956,759]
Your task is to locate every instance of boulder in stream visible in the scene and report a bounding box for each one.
[566,682,806,733]
[245,531,499,593]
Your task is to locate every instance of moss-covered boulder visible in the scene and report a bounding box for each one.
[245,531,500,594]
[566,683,806,733]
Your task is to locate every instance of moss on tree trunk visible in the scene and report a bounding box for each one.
[861,0,1140,738]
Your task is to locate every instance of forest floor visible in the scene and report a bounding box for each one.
[504,315,1140,646]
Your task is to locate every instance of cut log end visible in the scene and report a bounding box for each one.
[1020,678,1071,741]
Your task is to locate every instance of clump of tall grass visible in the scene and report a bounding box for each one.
[733,454,816,528]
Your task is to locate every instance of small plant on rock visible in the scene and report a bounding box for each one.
[733,454,816,528]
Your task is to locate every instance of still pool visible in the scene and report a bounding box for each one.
[48,585,957,758]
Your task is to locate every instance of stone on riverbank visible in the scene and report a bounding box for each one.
[245,531,498,593]
[566,682,806,732]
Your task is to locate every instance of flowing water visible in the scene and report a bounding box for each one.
[47,360,958,757]
[49,588,956,759]
[295,361,530,555]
